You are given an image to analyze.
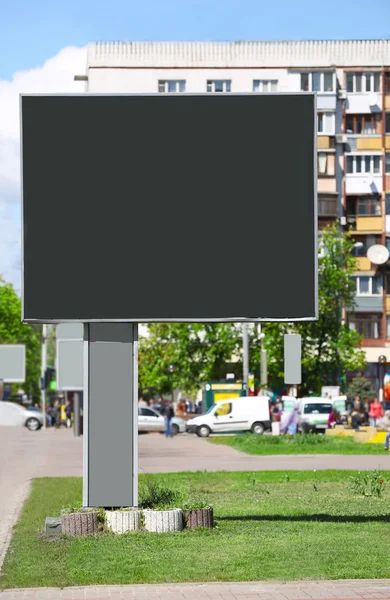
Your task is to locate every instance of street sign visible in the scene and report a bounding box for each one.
[21,93,317,324]
[0,345,26,382]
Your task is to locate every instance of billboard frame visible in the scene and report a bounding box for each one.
[20,92,318,325]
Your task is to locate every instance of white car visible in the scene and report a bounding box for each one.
[138,406,186,435]
[297,397,333,433]
[0,401,44,431]
[186,396,271,438]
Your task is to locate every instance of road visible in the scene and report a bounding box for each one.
[2,426,390,570]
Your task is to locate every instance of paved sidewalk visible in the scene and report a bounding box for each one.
[1,580,390,599]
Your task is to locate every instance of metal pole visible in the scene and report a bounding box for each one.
[41,324,47,430]
[74,392,80,436]
[243,323,249,395]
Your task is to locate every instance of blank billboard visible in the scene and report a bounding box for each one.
[21,93,317,323]
[56,340,83,390]
[0,345,26,382]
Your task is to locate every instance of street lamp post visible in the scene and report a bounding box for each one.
[168,364,176,405]
[378,355,387,407]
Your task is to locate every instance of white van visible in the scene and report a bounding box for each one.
[186,396,271,438]
[297,397,333,433]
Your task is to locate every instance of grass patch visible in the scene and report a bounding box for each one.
[1,471,390,588]
[209,433,387,455]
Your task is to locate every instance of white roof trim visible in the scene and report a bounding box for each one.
[87,40,390,69]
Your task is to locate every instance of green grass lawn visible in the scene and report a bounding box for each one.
[2,471,390,588]
[209,433,387,455]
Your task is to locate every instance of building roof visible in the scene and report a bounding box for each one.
[87,40,390,69]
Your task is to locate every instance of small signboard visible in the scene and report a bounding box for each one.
[0,345,26,383]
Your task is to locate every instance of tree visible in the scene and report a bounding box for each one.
[346,376,375,402]
[139,323,242,395]
[0,276,41,402]
[47,325,56,368]
[294,223,365,395]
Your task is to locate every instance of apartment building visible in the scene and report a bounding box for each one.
[77,40,390,376]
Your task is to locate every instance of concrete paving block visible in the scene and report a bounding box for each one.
[106,509,141,534]
[143,508,183,533]
[45,517,62,535]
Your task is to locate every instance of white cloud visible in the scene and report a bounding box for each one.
[0,46,87,293]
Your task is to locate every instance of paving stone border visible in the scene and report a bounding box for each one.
[105,509,142,534]
[61,512,99,536]
[183,507,214,529]
[143,508,183,533]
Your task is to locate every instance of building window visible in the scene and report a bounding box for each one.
[317,153,335,176]
[346,154,382,175]
[349,315,382,339]
[386,153,390,175]
[386,113,390,134]
[351,234,381,256]
[387,315,390,339]
[207,80,231,93]
[300,72,335,92]
[355,275,383,296]
[318,112,335,135]
[346,114,381,135]
[158,80,186,93]
[318,196,337,217]
[386,194,390,216]
[356,197,381,216]
[385,72,390,95]
[346,72,381,93]
[253,80,278,92]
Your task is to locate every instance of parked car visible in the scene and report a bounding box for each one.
[0,401,44,431]
[138,406,186,435]
[186,396,271,438]
[297,397,333,433]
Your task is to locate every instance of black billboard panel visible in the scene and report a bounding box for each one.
[21,93,317,322]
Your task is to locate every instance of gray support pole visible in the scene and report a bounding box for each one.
[243,323,249,395]
[41,324,47,430]
[73,392,80,437]
[82,323,138,509]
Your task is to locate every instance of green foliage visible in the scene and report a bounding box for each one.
[0,277,41,402]
[139,323,242,394]
[46,325,56,368]
[210,432,386,455]
[349,471,385,498]
[347,376,375,402]
[182,500,211,510]
[138,476,182,509]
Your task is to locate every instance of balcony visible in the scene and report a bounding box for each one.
[355,216,383,233]
[349,314,382,340]
[354,256,372,271]
[354,296,383,312]
[346,94,382,114]
[386,136,390,150]
[346,176,382,195]
[317,136,335,150]
[386,296,390,312]
[356,137,382,151]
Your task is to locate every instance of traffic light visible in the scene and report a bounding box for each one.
[44,367,56,390]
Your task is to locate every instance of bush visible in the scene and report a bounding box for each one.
[349,470,385,498]
[139,477,181,509]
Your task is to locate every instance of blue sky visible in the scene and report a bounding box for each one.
[2,0,390,80]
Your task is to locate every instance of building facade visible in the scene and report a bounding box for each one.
[78,40,390,374]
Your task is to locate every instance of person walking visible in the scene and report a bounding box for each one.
[369,397,383,427]
[162,400,175,438]
[65,399,73,428]
[382,411,390,451]
[51,400,61,431]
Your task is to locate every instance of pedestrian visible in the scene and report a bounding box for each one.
[328,408,340,429]
[369,397,383,427]
[382,411,390,451]
[65,399,73,428]
[138,396,147,407]
[46,404,53,427]
[51,400,61,431]
[280,401,299,436]
[162,400,175,438]
[350,407,361,431]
